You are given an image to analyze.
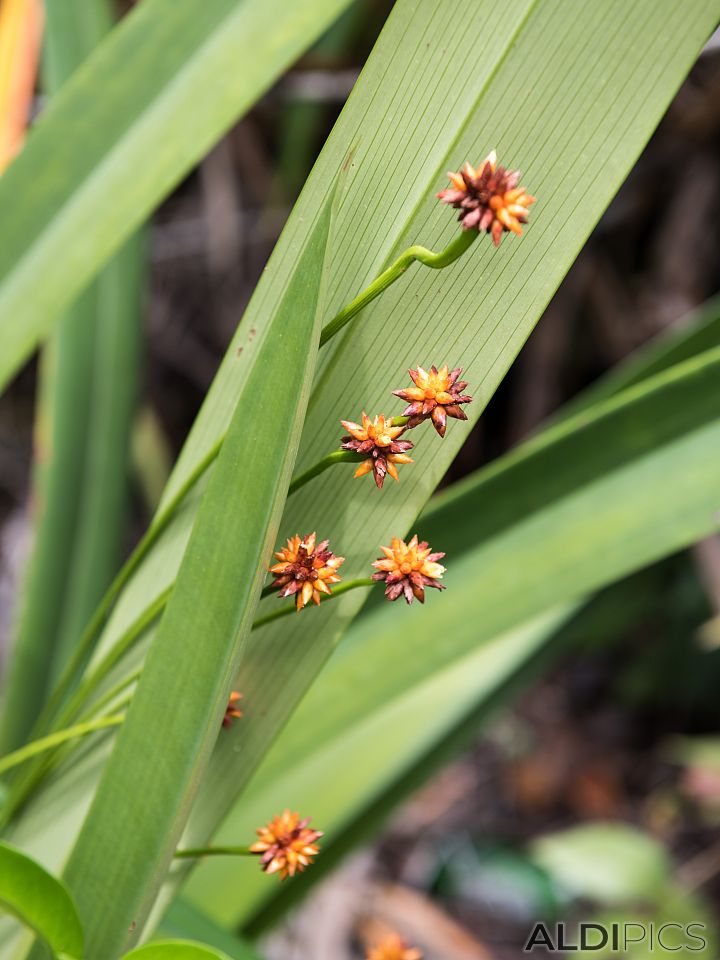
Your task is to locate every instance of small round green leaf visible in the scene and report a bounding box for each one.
[0,840,84,959]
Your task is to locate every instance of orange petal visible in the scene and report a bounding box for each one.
[353,460,373,479]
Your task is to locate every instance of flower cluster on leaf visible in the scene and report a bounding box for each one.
[248,153,535,891]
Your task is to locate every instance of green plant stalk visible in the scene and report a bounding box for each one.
[174,846,253,860]
[251,579,375,630]
[318,230,478,345]
[0,714,124,777]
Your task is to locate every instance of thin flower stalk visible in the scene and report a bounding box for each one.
[0,712,124,778]
[319,229,477,346]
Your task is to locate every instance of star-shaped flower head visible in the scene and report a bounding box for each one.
[372,534,446,604]
[250,810,323,880]
[222,691,243,729]
[438,150,536,245]
[393,364,472,437]
[366,932,423,960]
[269,533,344,611]
[341,413,414,489]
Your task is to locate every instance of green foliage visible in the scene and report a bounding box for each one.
[0,2,718,958]
[185,344,720,929]
[0,841,83,960]
[0,0,355,389]
[0,0,145,753]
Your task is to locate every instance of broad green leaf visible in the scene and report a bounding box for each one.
[0,840,83,959]
[4,0,718,944]
[58,186,336,959]
[0,0,146,752]
[185,346,720,928]
[531,823,671,905]
[123,941,233,960]
[0,0,354,389]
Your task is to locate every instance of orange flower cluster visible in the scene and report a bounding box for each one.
[250,810,323,880]
[372,534,445,604]
[438,150,535,245]
[269,532,344,611]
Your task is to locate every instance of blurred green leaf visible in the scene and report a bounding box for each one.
[123,942,233,960]
[579,886,717,960]
[531,823,671,905]
[157,899,262,960]
[0,0,146,752]
[0,840,83,959]
[125,940,232,960]
[0,0,355,390]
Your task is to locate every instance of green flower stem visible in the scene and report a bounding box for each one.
[252,578,375,630]
[174,845,253,860]
[0,714,124,777]
[287,450,365,496]
[319,229,478,347]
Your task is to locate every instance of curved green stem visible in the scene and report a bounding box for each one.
[0,714,124,777]
[287,450,365,495]
[319,230,477,346]
[252,578,375,630]
[174,845,253,860]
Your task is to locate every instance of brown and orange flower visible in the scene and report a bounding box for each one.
[222,691,243,729]
[372,534,446,604]
[341,413,414,489]
[250,810,323,880]
[366,932,423,960]
[393,364,472,437]
[269,533,344,611]
[438,151,535,245]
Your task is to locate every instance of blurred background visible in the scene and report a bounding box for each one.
[1,3,720,957]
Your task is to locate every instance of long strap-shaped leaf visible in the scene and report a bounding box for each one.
[180,0,720,876]
[58,192,336,959]
[185,344,720,929]
[0,0,353,390]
